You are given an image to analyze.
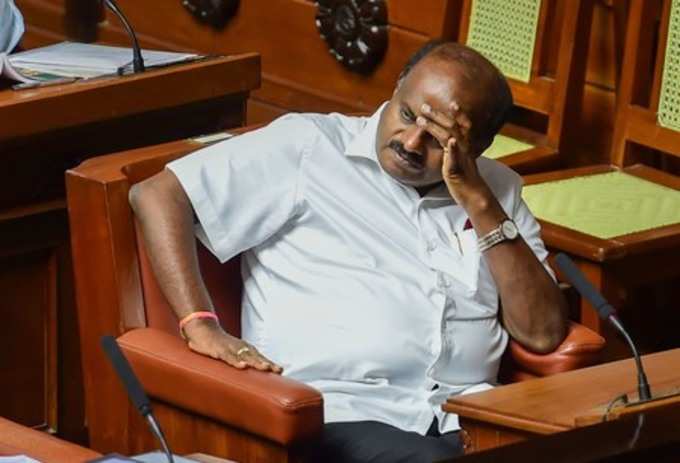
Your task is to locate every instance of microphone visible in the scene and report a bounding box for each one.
[554,253,651,401]
[101,335,174,463]
[101,0,145,73]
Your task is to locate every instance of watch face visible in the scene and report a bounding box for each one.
[502,220,519,239]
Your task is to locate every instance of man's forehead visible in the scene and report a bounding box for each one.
[397,57,472,112]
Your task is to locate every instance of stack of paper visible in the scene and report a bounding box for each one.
[1,42,200,83]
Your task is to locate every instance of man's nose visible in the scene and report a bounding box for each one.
[402,125,426,154]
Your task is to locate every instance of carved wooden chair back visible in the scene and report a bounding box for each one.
[457,0,595,173]
[611,0,680,167]
[518,0,680,337]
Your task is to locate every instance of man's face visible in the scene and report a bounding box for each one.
[375,57,483,188]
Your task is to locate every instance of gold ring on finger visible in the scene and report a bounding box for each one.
[236,346,250,358]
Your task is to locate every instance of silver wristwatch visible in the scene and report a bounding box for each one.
[477,219,519,252]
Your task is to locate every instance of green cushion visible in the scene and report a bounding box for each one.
[659,0,680,132]
[522,172,680,239]
[466,0,542,83]
[482,134,534,159]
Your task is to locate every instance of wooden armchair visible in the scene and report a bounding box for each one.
[520,0,680,340]
[458,0,595,173]
[66,132,604,463]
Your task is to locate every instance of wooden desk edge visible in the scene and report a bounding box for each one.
[444,401,569,435]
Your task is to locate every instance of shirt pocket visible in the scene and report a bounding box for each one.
[433,228,485,300]
[435,315,508,386]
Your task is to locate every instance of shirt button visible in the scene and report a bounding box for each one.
[427,240,438,252]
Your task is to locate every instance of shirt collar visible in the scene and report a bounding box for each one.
[344,102,388,161]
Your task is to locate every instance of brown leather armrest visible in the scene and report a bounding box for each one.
[117,328,323,445]
[506,321,605,379]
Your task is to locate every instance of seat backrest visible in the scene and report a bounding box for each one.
[458,0,594,152]
[124,155,243,338]
[134,228,243,338]
[611,0,680,168]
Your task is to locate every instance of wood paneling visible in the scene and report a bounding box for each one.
[445,349,680,453]
[16,0,628,167]
[0,56,256,442]
[0,250,57,430]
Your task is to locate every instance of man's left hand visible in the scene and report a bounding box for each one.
[417,102,492,211]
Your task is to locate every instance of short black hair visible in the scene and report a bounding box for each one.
[398,40,513,150]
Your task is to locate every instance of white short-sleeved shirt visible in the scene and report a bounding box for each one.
[167,104,552,435]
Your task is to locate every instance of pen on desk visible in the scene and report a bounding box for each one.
[12,77,79,90]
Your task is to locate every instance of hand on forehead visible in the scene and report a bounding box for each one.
[397,56,484,125]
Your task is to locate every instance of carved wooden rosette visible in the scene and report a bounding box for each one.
[315,0,388,74]
[181,0,239,29]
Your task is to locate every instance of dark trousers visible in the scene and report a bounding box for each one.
[307,419,464,463]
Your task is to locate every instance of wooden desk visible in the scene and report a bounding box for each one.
[0,416,101,462]
[443,348,680,453]
[453,401,680,463]
[0,54,259,442]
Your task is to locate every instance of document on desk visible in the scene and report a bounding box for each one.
[0,456,42,463]
[1,42,201,84]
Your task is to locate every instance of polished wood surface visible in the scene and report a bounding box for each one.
[453,401,680,462]
[0,55,256,442]
[443,348,680,453]
[2,54,259,140]
[0,416,101,462]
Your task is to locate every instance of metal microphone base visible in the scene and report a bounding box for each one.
[132,451,201,462]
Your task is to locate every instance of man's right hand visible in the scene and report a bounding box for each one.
[183,319,283,374]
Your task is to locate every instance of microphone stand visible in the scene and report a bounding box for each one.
[146,414,175,463]
[554,253,652,404]
[103,0,145,73]
[608,315,652,401]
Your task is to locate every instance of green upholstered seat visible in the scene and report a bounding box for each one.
[466,0,542,83]
[659,0,680,132]
[482,134,535,159]
[522,172,680,239]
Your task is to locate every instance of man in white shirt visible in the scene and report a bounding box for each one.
[130,41,568,462]
[0,0,24,53]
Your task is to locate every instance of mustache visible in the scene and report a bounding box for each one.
[388,140,423,167]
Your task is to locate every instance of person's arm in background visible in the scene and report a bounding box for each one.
[129,169,282,373]
[0,0,25,53]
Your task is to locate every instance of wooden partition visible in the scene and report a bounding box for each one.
[15,0,628,168]
[0,54,258,441]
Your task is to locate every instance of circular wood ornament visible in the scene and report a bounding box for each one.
[315,0,388,74]
[181,0,239,29]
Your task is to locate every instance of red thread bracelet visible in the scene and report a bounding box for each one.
[179,311,219,339]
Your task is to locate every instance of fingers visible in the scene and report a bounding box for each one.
[418,102,471,151]
[187,336,283,374]
[442,137,460,176]
[232,343,283,374]
[416,114,450,148]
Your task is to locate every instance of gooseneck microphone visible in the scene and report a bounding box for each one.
[102,0,145,73]
[554,253,651,401]
[101,335,174,463]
